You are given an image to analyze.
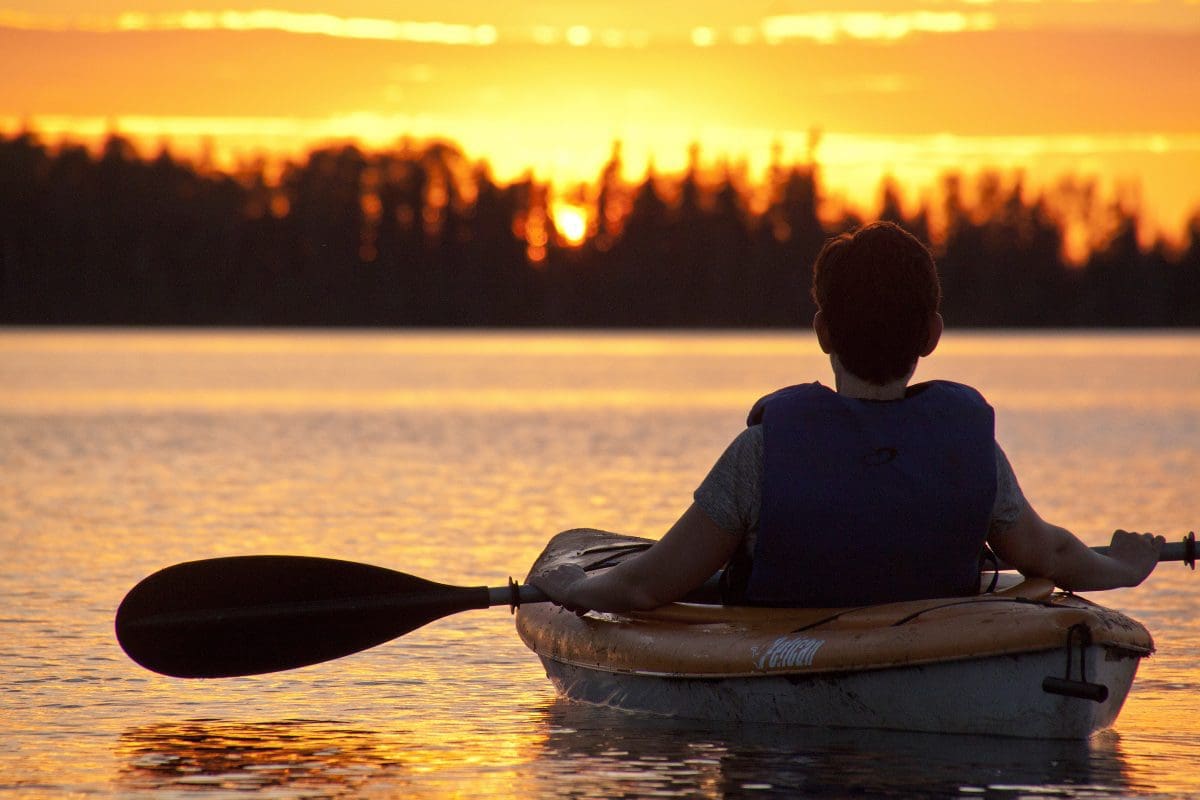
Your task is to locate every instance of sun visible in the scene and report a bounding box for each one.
[551,203,588,246]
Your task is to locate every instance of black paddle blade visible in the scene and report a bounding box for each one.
[115,556,491,678]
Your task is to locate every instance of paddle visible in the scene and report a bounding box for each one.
[116,532,1194,679]
[115,555,547,678]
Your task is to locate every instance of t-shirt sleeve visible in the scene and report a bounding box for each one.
[694,426,763,539]
[990,441,1027,534]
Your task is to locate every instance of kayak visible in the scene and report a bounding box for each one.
[515,529,1155,739]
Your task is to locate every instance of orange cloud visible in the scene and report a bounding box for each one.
[761,11,995,44]
[0,9,499,45]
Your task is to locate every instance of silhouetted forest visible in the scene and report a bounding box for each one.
[2,131,1198,327]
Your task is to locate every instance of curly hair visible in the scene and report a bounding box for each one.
[810,221,941,385]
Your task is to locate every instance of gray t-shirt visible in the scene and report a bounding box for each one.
[694,425,1026,552]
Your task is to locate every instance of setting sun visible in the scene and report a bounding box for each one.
[552,203,588,246]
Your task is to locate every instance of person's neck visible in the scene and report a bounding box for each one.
[830,355,912,400]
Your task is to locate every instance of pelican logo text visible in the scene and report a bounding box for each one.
[754,636,825,670]
[864,447,899,466]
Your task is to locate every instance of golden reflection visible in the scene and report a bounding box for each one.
[1111,615,1200,799]
[117,708,1018,800]
[118,720,399,796]
[5,385,1200,415]
[3,330,1198,416]
[931,332,1200,358]
[0,387,763,414]
[0,329,814,356]
[118,718,547,799]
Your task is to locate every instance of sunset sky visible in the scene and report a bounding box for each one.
[2,0,1199,240]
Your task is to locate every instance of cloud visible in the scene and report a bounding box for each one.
[0,9,498,45]
[761,11,995,44]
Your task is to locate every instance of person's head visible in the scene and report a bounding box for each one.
[810,221,943,385]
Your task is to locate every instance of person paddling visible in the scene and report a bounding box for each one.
[532,221,1164,612]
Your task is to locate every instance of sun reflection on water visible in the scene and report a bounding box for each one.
[117,712,557,799]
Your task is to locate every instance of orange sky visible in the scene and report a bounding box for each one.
[2,1,1199,241]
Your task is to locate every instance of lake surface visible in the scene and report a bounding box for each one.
[2,329,1198,799]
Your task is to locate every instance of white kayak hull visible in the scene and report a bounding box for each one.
[538,645,1141,739]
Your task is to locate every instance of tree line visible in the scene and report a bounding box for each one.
[1,131,1198,327]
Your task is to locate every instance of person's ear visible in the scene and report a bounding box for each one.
[813,310,833,354]
[921,313,943,357]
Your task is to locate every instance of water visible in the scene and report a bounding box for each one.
[2,329,1198,799]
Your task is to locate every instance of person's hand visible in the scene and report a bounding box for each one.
[530,564,591,614]
[1107,529,1165,587]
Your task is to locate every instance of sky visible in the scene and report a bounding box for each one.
[2,0,1199,242]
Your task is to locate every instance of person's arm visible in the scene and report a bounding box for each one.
[531,503,740,613]
[987,501,1163,591]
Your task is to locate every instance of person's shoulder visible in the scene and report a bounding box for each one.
[746,382,830,426]
[729,424,764,452]
[909,380,991,407]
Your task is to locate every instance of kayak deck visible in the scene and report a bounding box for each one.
[516,529,1154,738]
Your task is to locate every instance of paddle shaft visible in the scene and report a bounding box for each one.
[489,583,548,607]
[992,532,1195,572]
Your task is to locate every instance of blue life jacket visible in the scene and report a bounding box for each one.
[742,380,996,607]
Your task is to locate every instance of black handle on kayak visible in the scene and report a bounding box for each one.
[1042,676,1109,702]
[1042,623,1111,703]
